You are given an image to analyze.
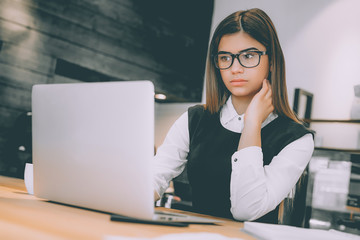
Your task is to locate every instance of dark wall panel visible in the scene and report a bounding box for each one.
[0,0,214,176]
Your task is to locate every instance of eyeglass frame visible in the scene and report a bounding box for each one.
[213,50,267,70]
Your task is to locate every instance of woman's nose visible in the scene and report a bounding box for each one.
[231,58,244,73]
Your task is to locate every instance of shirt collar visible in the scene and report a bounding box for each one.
[220,95,277,127]
[220,96,245,125]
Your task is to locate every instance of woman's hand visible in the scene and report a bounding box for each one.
[244,79,274,127]
[238,79,274,150]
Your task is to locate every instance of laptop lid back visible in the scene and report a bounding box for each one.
[32,81,154,219]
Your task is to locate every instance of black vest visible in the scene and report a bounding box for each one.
[186,105,313,223]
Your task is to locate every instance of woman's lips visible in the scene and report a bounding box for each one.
[230,79,248,86]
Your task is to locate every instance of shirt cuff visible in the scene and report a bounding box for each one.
[153,177,168,198]
[231,146,263,170]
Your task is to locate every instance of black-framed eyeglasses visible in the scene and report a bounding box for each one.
[214,50,267,69]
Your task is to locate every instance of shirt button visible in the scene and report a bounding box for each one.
[238,117,241,121]
[234,158,238,162]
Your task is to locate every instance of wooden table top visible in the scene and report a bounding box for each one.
[0,175,255,240]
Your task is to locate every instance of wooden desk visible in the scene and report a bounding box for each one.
[0,176,255,240]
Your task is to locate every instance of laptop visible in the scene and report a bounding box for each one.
[32,81,221,225]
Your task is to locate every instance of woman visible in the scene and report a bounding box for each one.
[153,8,314,223]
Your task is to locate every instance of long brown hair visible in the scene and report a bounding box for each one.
[205,8,300,123]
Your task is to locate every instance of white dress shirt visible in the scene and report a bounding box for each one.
[153,96,314,221]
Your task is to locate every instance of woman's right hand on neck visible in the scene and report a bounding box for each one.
[238,79,274,150]
[244,79,274,128]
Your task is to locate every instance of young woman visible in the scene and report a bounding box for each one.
[153,8,314,223]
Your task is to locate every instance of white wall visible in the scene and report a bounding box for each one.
[155,102,198,148]
[212,0,360,149]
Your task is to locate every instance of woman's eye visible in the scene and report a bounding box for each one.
[219,55,231,62]
[243,52,256,59]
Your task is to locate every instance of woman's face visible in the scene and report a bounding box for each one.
[218,31,269,100]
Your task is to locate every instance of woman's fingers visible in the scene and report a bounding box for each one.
[260,79,268,94]
[255,79,269,100]
[258,79,271,100]
[265,80,272,99]
[244,79,274,124]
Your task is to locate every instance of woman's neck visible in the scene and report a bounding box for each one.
[231,95,253,115]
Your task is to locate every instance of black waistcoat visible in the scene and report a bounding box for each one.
[186,105,313,223]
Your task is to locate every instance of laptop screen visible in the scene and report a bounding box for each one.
[32,81,155,219]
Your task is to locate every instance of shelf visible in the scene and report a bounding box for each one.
[311,206,360,215]
[304,119,360,123]
[315,147,360,154]
[306,119,360,153]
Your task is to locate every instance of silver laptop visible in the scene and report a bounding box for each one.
[32,81,221,224]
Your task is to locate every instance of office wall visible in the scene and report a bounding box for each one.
[212,0,360,149]
[155,102,197,148]
[0,0,213,176]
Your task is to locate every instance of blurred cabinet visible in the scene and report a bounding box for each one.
[293,89,360,234]
[305,148,360,235]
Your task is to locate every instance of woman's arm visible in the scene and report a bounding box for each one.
[231,79,314,221]
[238,80,274,150]
[230,134,314,221]
[153,112,190,200]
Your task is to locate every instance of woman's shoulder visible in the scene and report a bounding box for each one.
[273,115,315,136]
[188,104,207,118]
[188,104,206,112]
[187,104,218,129]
